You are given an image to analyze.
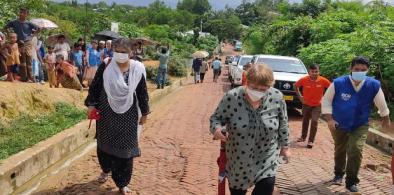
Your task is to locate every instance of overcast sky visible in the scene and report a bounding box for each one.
[53,0,394,10]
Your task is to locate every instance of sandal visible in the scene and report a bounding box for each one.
[119,186,131,195]
[97,172,109,183]
[296,137,305,142]
[307,142,314,148]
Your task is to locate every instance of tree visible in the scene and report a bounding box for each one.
[204,12,242,41]
[177,0,194,12]
[71,0,78,7]
[193,0,211,15]
[235,1,260,26]
[0,0,47,27]
[278,0,329,19]
[177,0,211,15]
[119,23,143,38]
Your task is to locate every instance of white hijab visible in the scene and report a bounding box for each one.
[103,59,146,114]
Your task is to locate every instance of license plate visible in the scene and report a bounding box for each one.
[284,95,294,101]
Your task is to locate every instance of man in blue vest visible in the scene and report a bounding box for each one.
[322,56,391,192]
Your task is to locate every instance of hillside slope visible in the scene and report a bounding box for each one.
[0,82,86,126]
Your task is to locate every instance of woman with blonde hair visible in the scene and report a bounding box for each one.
[210,64,290,195]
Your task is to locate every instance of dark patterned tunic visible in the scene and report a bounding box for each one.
[85,63,150,159]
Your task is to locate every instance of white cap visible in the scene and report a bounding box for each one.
[99,40,105,44]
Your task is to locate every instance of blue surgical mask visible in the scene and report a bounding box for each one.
[351,71,367,81]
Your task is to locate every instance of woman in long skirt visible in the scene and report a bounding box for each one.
[85,38,150,194]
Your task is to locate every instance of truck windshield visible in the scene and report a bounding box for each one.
[238,57,253,66]
[257,58,307,74]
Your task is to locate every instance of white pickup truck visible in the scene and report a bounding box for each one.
[229,55,253,87]
[252,55,308,108]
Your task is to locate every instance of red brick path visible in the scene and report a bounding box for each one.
[277,117,391,195]
[31,45,392,195]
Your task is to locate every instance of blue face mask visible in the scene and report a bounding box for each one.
[351,71,367,81]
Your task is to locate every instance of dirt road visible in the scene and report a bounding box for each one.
[31,45,391,195]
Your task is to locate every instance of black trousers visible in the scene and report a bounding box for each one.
[230,177,276,195]
[97,148,134,188]
[200,73,206,82]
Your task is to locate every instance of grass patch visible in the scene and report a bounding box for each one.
[0,103,86,160]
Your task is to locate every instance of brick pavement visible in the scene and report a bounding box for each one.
[276,114,392,195]
[28,44,392,195]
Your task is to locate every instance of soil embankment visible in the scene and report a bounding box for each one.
[0,82,86,126]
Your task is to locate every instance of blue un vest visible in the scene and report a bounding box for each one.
[88,47,101,66]
[332,76,380,132]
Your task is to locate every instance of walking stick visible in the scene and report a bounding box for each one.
[217,132,227,195]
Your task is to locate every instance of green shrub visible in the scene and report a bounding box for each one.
[0,102,85,160]
[145,66,158,81]
[168,56,187,77]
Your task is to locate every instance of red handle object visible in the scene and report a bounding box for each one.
[217,132,227,195]
[88,108,100,129]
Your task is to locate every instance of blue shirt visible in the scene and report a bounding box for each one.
[88,47,101,66]
[72,50,83,67]
[104,48,113,58]
[39,45,46,59]
[5,20,38,41]
[212,60,221,70]
[158,51,170,69]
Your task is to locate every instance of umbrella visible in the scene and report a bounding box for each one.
[192,51,209,58]
[131,37,158,46]
[31,18,58,29]
[93,30,122,40]
[46,34,71,46]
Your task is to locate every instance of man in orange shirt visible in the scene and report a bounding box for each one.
[241,62,252,86]
[295,64,331,148]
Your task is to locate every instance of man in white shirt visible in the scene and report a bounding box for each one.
[31,34,43,83]
[54,34,70,61]
[321,56,391,193]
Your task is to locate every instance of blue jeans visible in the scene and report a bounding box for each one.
[32,59,44,82]
[157,67,167,87]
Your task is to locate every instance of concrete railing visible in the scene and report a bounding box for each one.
[366,128,393,154]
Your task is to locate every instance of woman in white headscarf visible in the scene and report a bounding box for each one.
[85,38,149,195]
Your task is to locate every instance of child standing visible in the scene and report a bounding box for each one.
[5,33,20,82]
[44,46,57,87]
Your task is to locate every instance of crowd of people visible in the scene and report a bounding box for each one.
[191,56,222,84]
[0,8,153,92]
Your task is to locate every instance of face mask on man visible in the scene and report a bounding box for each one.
[113,52,129,63]
[351,71,367,82]
[247,88,267,101]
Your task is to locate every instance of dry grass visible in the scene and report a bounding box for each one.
[143,60,159,68]
[0,82,86,126]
